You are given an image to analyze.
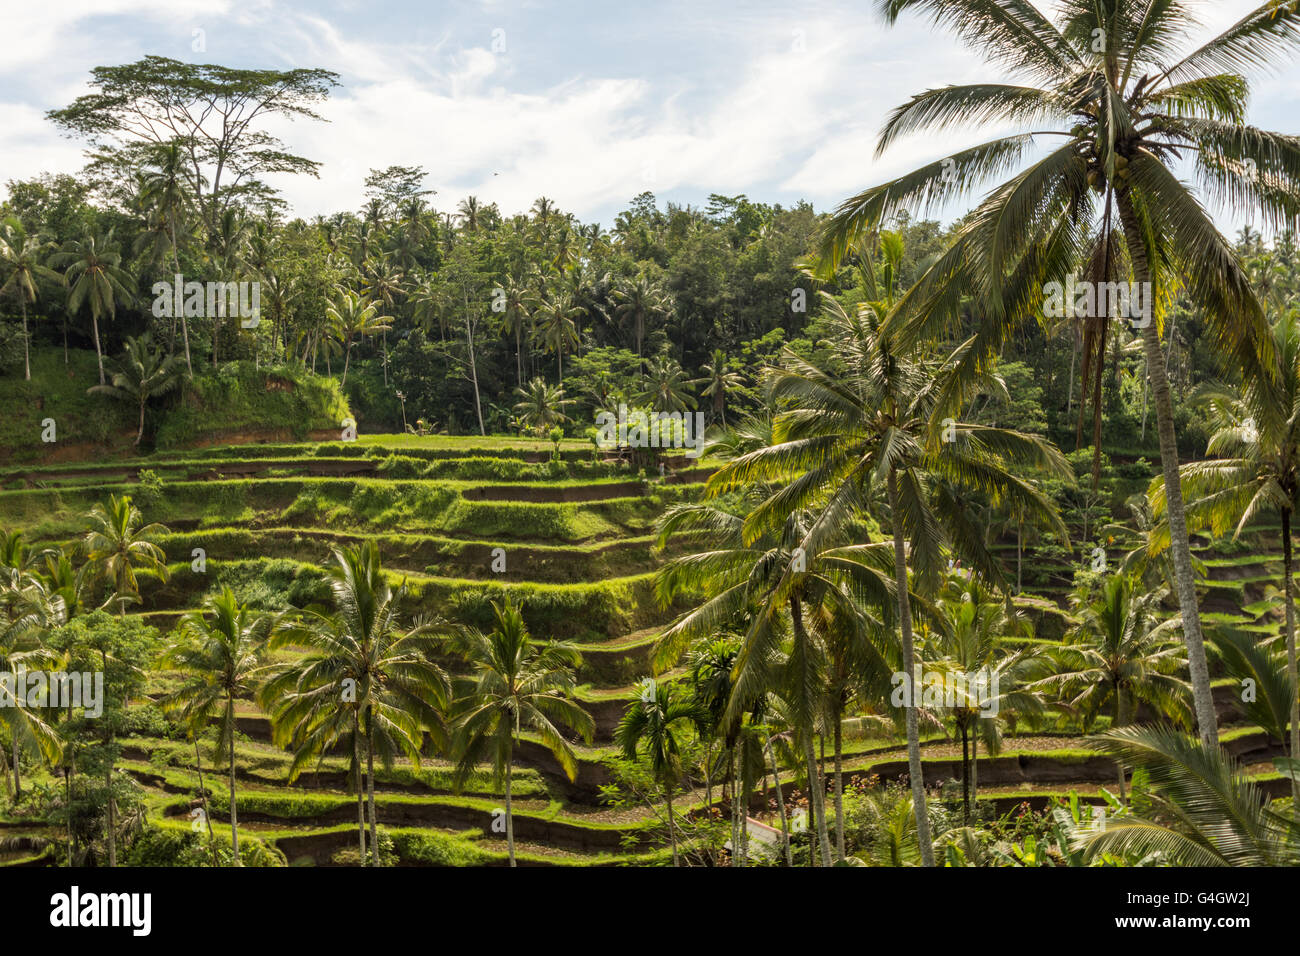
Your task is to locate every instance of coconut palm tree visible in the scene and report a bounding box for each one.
[447,599,593,867]
[610,273,673,364]
[259,610,372,864]
[77,495,169,615]
[708,297,1070,866]
[1036,574,1190,801]
[0,218,60,380]
[1080,725,1300,866]
[616,678,704,866]
[1166,310,1300,808]
[497,274,535,387]
[161,587,271,864]
[928,572,1047,819]
[327,289,393,387]
[51,233,134,385]
[1206,628,1294,761]
[653,493,895,867]
[534,292,582,387]
[88,334,182,446]
[513,377,572,436]
[817,0,1300,750]
[0,567,65,799]
[697,349,745,426]
[636,355,698,414]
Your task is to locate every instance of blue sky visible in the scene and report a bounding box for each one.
[0,0,1292,226]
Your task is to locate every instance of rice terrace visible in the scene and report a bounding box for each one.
[1,0,1300,907]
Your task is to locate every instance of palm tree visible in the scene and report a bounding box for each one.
[88,334,182,445]
[78,494,169,615]
[361,260,406,386]
[0,567,65,799]
[161,587,271,864]
[497,274,535,387]
[653,493,895,867]
[817,0,1300,750]
[329,543,448,864]
[709,297,1070,866]
[616,678,704,866]
[1207,628,1294,759]
[1035,574,1190,801]
[0,218,60,380]
[448,599,593,867]
[610,273,672,364]
[636,355,697,414]
[534,292,581,386]
[138,142,195,375]
[1168,310,1300,807]
[697,349,745,425]
[259,610,372,864]
[513,377,572,436]
[51,233,134,385]
[327,289,393,387]
[928,572,1047,819]
[1081,725,1300,866]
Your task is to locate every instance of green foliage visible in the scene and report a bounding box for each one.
[154,361,350,448]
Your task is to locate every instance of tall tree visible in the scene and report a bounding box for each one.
[0,218,60,380]
[616,679,704,867]
[817,0,1300,749]
[711,297,1069,865]
[88,334,182,446]
[48,58,337,238]
[51,233,134,385]
[161,587,271,864]
[448,599,593,867]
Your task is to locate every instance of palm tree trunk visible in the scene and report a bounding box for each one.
[505,756,516,867]
[228,696,240,865]
[64,765,73,864]
[1114,684,1127,804]
[366,708,377,866]
[466,313,485,436]
[192,739,218,867]
[961,723,970,823]
[887,466,936,866]
[342,342,351,387]
[171,244,193,376]
[21,299,30,380]
[665,781,679,866]
[833,714,845,863]
[515,323,523,388]
[354,719,366,865]
[91,311,106,386]
[971,734,978,805]
[1116,191,1218,748]
[765,732,792,866]
[1282,508,1300,822]
[790,596,833,867]
[801,731,831,866]
[136,399,146,446]
[104,759,115,867]
[11,739,19,799]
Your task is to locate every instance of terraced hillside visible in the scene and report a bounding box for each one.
[0,436,715,866]
[0,434,1293,867]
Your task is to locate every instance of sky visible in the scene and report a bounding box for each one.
[0,0,1294,226]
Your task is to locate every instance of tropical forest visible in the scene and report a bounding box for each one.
[1,0,1299,884]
